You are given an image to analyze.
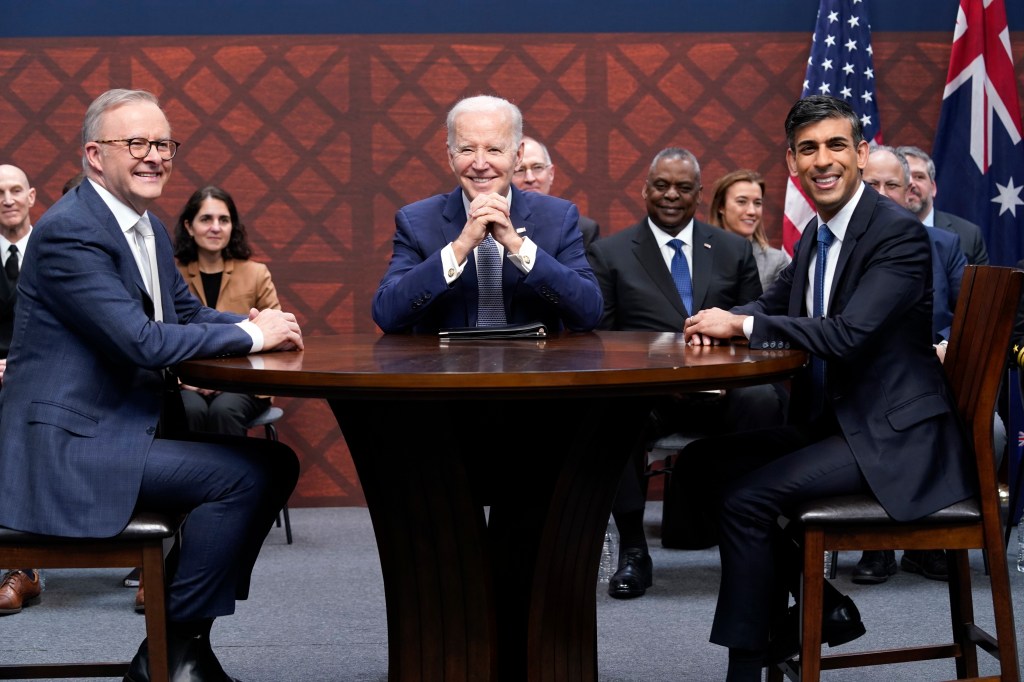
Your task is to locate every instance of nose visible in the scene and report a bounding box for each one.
[142,142,164,162]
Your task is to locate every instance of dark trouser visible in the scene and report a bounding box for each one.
[137,433,299,622]
[683,421,868,651]
[180,390,271,437]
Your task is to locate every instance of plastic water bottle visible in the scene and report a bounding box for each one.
[1017,524,1024,573]
[598,517,619,584]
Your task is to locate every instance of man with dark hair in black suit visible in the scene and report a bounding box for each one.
[683,96,972,681]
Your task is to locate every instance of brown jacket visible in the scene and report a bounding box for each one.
[176,258,280,314]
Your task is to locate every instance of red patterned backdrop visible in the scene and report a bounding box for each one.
[1,32,1022,505]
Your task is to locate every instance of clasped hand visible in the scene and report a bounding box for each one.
[248,308,304,352]
[452,193,523,263]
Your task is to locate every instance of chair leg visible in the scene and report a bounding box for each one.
[799,528,826,682]
[141,543,170,682]
[264,420,293,545]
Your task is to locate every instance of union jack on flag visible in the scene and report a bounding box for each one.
[1018,430,1024,448]
[782,0,883,255]
[931,0,1024,267]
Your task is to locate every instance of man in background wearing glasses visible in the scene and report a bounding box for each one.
[512,135,600,250]
[0,89,304,682]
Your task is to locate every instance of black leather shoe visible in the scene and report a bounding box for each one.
[767,595,866,664]
[607,548,653,599]
[901,549,948,581]
[851,550,897,584]
[123,631,241,682]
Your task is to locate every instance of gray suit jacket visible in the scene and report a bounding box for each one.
[578,215,600,250]
[0,180,252,537]
[588,218,761,330]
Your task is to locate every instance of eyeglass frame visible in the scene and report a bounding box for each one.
[513,163,552,177]
[93,138,181,161]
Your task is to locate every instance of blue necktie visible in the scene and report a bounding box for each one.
[476,234,507,327]
[668,239,694,314]
[811,224,834,417]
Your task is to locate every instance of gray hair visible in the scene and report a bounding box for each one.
[522,135,552,164]
[896,145,936,181]
[81,89,164,172]
[649,147,701,181]
[446,95,523,152]
[869,143,910,184]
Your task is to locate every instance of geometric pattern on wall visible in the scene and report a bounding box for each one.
[1,32,1022,505]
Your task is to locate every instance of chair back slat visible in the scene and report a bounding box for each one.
[944,265,1022,507]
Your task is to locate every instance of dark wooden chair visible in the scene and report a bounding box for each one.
[769,265,1022,682]
[246,405,293,544]
[0,511,180,682]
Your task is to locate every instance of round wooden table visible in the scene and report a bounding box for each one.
[178,331,806,682]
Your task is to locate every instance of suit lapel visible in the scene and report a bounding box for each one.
[791,217,819,316]
[633,222,688,317]
[829,188,874,312]
[690,221,714,312]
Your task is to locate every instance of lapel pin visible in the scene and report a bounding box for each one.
[516,226,527,234]
[703,243,711,249]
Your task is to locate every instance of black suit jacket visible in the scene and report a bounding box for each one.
[736,186,972,521]
[588,218,761,330]
[578,215,600,250]
[0,273,15,358]
[934,210,988,265]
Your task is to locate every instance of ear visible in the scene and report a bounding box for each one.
[26,187,36,209]
[855,139,870,170]
[785,148,798,177]
[84,143,104,174]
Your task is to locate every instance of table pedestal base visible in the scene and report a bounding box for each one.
[331,396,652,682]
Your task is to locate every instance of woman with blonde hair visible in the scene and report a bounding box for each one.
[708,169,791,292]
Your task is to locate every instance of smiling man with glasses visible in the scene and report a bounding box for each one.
[512,135,600,249]
[0,88,305,682]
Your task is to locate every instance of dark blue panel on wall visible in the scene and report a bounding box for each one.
[4,0,1023,38]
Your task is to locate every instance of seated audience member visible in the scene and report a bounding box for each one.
[681,95,972,680]
[587,148,782,599]
[0,164,41,617]
[174,185,280,436]
[897,145,989,266]
[512,135,600,249]
[0,88,304,681]
[708,169,791,292]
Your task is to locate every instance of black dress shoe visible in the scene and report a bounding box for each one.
[901,549,949,581]
[767,595,866,664]
[607,548,653,599]
[851,549,898,584]
[124,631,241,682]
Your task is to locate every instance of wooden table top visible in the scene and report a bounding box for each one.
[177,331,807,401]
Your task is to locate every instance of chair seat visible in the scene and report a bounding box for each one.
[797,494,982,526]
[0,511,179,544]
[246,406,284,429]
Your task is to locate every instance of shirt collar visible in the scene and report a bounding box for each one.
[0,225,31,253]
[816,182,865,244]
[647,217,694,249]
[87,178,149,236]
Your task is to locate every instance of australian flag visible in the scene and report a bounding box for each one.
[783,0,882,255]
[931,0,1024,267]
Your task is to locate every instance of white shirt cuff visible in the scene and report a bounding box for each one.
[506,236,537,273]
[742,315,754,339]
[237,319,264,353]
[442,242,466,285]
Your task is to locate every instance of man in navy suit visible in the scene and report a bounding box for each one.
[372,95,602,335]
[0,89,304,682]
[683,96,972,680]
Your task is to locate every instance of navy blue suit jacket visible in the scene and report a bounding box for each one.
[736,185,972,522]
[927,225,966,342]
[0,180,253,537]
[372,186,602,333]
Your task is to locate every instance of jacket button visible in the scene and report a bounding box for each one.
[146,426,156,435]
[761,342,769,349]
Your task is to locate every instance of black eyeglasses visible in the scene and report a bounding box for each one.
[94,138,180,161]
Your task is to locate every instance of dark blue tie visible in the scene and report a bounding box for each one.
[668,238,693,314]
[811,224,834,417]
[476,234,507,327]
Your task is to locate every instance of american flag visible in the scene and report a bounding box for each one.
[782,0,882,255]
[930,0,1024,267]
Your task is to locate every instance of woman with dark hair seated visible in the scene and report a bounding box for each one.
[173,185,280,436]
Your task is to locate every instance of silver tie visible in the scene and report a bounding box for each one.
[132,214,162,321]
[476,234,507,327]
